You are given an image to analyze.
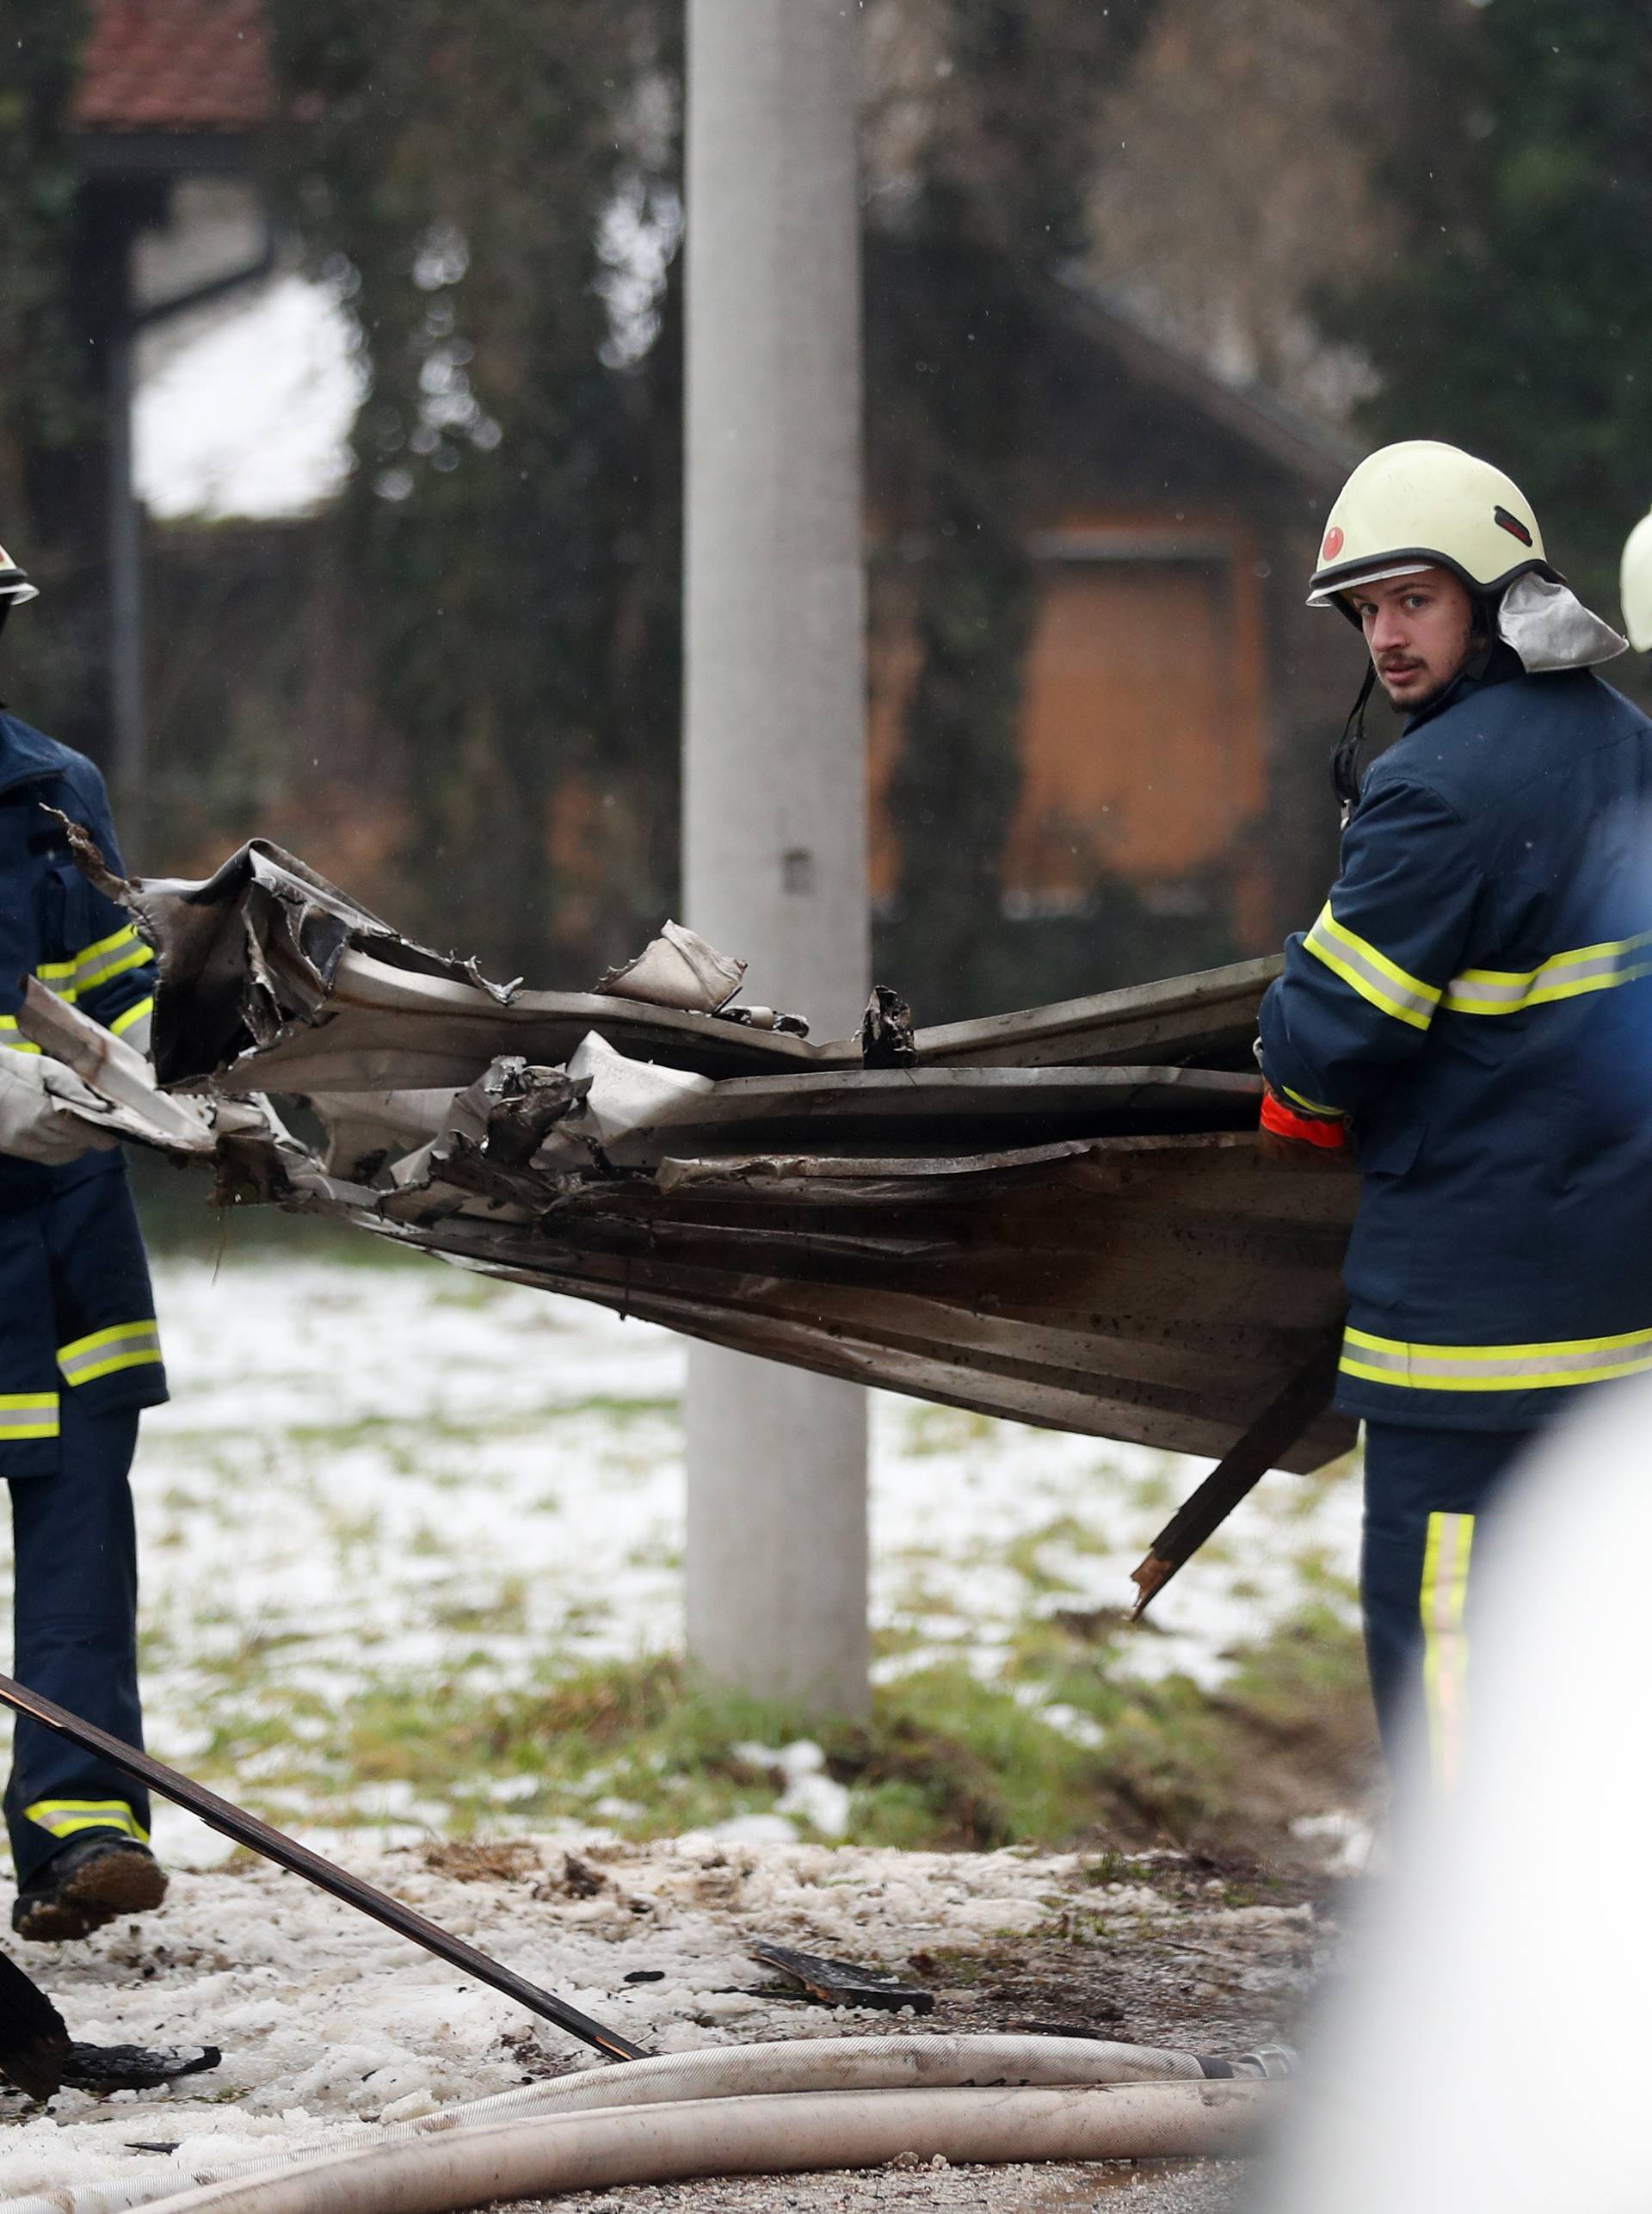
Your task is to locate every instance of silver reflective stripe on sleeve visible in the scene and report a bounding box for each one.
[74,926,149,993]
[58,1321,163,1388]
[1443,931,1652,1014]
[1302,905,1441,1032]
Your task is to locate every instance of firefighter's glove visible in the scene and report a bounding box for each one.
[0,1049,119,1164]
[1258,1082,1352,1166]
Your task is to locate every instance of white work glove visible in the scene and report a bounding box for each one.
[0,1048,119,1164]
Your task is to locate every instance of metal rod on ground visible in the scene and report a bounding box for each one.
[0,1671,645,2064]
[1129,1334,1346,1619]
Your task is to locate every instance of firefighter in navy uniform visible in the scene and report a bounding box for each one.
[0,546,168,1937]
[1258,441,1652,1794]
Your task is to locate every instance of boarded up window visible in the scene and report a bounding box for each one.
[867,520,1270,922]
[1003,530,1267,909]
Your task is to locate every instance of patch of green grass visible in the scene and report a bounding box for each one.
[1125,1463,1179,1515]
[1290,1549,1359,1604]
[275,1398,675,1462]
[902,1405,998,1457]
[433,1578,529,1635]
[1080,1847,1161,1887]
[175,1600,1372,1859]
[999,1514,1113,1595]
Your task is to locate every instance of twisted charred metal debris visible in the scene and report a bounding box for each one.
[1129,1331,1347,1617]
[33,833,1359,1489]
[28,823,1360,1638]
[0,1947,218,2103]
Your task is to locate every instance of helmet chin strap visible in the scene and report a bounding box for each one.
[1331,609,1502,826]
[1331,663,1377,827]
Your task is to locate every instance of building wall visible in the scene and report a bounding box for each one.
[871,504,1276,946]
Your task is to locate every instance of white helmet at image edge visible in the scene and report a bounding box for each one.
[1620,508,1652,652]
[0,545,37,607]
[1307,440,1556,609]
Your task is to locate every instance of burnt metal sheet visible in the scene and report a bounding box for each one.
[77,835,1277,1086]
[570,1065,1264,1165]
[372,1134,1358,1470]
[27,836,1358,1471]
[906,955,1281,1072]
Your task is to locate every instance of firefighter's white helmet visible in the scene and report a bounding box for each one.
[0,545,37,610]
[1620,508,1652,653]
[1307,440,1556,610]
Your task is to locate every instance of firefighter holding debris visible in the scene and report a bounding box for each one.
[1258,441,1652,1790]
[0,547,168,1937]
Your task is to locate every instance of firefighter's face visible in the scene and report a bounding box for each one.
[1347,569,1477,710]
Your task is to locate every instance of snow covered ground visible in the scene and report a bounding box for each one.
[0,1249,1352,2199]
[0,1249,1360,1870]
[0,1835,1320,2206]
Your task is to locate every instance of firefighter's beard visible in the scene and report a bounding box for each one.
[1375,626,1479,712]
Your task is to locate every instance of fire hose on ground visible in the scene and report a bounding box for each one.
[3,2042,1285,2214]
[130,2083,1271,2214]
[0,1683,1293,2212]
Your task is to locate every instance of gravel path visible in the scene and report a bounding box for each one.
[502,2154,1242,2211]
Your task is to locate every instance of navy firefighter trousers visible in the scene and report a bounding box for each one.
[3,1396,148,1885]
[0,711,169,1886]
[1361,1422,1537,1794]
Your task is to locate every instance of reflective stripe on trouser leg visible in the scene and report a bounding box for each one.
[22,1798,148,1843]
[3,1403,147,1884]
[1420,1510,1475,1792]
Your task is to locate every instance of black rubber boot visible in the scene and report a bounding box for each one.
[11,1834,167,1942]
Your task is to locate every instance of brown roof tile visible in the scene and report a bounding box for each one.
[73,0,274,133]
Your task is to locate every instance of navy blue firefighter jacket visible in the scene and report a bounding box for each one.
[1258,645,1652,1430]
[0,712,167,1477]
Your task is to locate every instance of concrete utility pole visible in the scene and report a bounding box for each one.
[682,0,871,1716]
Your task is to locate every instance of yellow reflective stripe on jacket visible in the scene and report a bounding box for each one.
[1303,903,1441,1032]
[0,1393,59,1440]
[3,969,154,1051]
[74,925,148,993]
[1442,930,1652,1015]
[1342,1322,1652,1392]
[58,1320,163,1388]
[1420,1511,1474,1793]
[23,1798,149,1844]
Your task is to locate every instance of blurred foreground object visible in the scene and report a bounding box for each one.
[1262,1385,1652,2213]
[29,836,1359,1472]
[1621,504,1652,651]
